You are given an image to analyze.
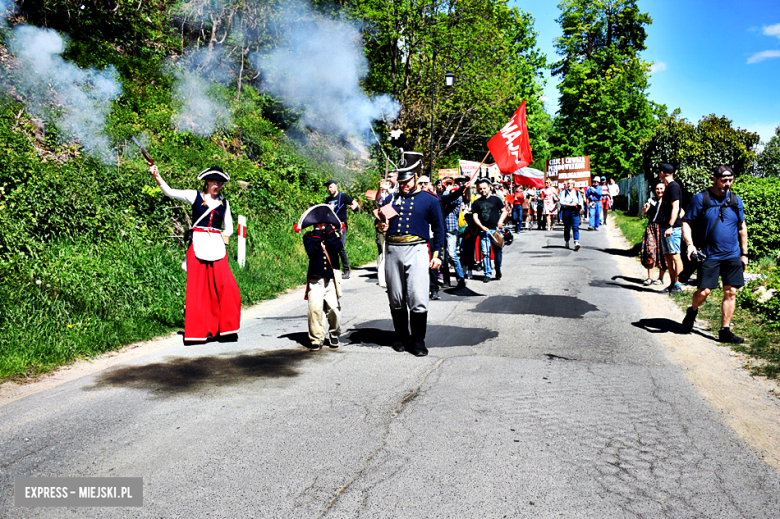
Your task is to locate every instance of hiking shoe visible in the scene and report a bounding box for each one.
[669,284,682,295]
[328,337,339,349]
[429,291,441,300]
[682,307,698,332]
[719,327,745,344]
[565,241,570,249]
[574,241,581,251]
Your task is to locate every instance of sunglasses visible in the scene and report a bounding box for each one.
[718,177,734,183]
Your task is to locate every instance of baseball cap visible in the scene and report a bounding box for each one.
[712,164,734,177]
[658,163,674,175]
[323,179,337,187]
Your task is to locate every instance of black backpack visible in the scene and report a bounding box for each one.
[692,188,740,248]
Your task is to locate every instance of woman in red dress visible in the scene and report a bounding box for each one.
[149,164,241,342]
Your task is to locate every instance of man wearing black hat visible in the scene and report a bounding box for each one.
[680,165,749,343]
[658,163,684,294]
[324,180,359,279]
[377,150,445,356]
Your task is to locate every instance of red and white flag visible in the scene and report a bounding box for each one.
[487,100,533,175]
[512,167,545,188]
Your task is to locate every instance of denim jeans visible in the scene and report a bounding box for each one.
[479,230,502,278]
[561,208,580,242]
[512,206,523,229]
[446,231,465,281]
[588,202,601,228]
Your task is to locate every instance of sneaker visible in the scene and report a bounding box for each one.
[309,343,322,351]
[574,241,581,251]
[588,226,594,231]
[662,284,673,292]
[429,292,441,300]
[328,337,339,348]
[483,276,490,284]
[669,283,682,295]
[342,270,350,280]
[565,241,570,249]
[719,327,745,344]
[682,307,698,332]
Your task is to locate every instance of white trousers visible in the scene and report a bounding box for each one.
[307,277,341,345]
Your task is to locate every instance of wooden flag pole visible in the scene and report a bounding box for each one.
[469,150,492,182]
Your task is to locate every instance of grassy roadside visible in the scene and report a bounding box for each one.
[0,211,378,382]
[612,210,779,379]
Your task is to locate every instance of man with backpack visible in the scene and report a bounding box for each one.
[680,165,749,343]
[324,180,360,279]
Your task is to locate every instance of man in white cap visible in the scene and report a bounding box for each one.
[585,176,603,230]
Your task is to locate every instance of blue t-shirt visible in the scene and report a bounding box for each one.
[684,190,745,261]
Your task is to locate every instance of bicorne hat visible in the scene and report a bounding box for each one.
[294,204,342,234]
[397,150,424,181]
[198,166,230,182]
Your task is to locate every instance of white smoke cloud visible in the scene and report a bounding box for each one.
[251,2,399,137]
[4,25,122,162]
[170,47,235,136]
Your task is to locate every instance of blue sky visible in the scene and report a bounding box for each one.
[512,0,780,143]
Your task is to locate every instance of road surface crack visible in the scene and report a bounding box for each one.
[318,357,446,517]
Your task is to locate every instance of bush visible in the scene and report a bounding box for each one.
[733,176,780,261]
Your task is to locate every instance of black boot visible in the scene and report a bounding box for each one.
[409,311,428,357]
[390,308,409,352]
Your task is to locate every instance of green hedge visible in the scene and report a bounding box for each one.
[733,176,780,261]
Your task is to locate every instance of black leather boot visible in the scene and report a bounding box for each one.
[390,308,409,352]
[409,311,428,357]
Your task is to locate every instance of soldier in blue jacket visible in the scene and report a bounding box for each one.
[378,150,446,356]
[299,205,345,351]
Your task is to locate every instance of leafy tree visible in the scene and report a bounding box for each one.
[549,0,659,179]
[756,125,780,177]
[345,0,549,170]
[641,111,760,193]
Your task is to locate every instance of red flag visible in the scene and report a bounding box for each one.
[487,101,533,174]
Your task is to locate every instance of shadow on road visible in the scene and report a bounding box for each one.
[631,318,715,340]
[471,295,598,319]
[86,349,316,395]
[594,244,642,257]
[356,266,378,280]
[589,278,661,293]
[347,320,498,348]
[278,331,311,347]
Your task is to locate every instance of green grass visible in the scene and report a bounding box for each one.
[0,212,378,381]
[613,209,647,250]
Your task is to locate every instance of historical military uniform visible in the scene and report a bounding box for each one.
[384,150,445,356]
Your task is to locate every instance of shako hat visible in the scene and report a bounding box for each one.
[294,204,342,234]
[198,166,230,182]
[397,149,424,181]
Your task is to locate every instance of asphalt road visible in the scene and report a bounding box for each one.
[2,220,780,518]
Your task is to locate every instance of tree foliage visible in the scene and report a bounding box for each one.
[641,110,760,194]
[549,0,660,179]
[756,125,780,178]
[343,0,549,170]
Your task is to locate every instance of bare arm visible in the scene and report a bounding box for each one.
[664,200,680,237]
[738,220,749,269]
[682,220,694,260]
[350,200,360,211]
[497,207,509,229]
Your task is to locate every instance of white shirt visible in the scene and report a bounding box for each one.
[608,183,619,197]
[158,178,233,236]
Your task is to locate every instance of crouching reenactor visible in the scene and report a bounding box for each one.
[296,205,344,350]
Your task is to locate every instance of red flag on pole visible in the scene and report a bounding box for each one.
[487,101,533,174]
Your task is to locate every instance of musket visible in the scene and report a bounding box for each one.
[131,136,154,165]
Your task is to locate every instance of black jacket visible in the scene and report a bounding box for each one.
[303,226,344,280]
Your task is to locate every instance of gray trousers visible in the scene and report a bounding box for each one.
[386,242,429,313]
